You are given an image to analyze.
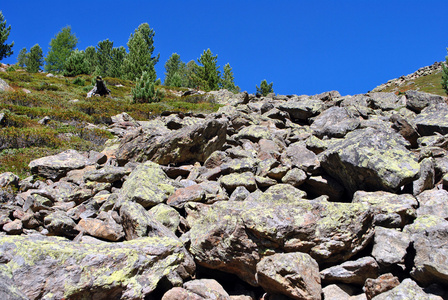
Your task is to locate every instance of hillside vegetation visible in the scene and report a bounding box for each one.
[0,69,220,178]
[372,62,446,96]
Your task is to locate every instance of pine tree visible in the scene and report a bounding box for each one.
[26,44,43,73]
[442,48,448,95]
[122,23,159,81]
[96,39,113,76]
[256,79,274,96]
[108,46,126,78]
[132,71,163,103]
[45,26,78,73]
[164,53,186,87]
[84,46,97,75]
[0,11,14,60]
[185,60,199,88]
[63,49,89,76]
[221,63,240,93]
[194,49,220,91]
[17,47,27,67]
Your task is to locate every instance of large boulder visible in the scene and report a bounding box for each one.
[310,106,360,138]
[0,234,195,300]
[184,195,374,285]
[278,98,324,122]
[413,102,448,136]
[320,256,379,285]
[352,191,418,228]
[320,128,420,194]
[256,252,321,300]
[29,149,93,180]
[405,90,445,113]
[119,161,176,208]
[116,115,227,165]
[404,215,448,286]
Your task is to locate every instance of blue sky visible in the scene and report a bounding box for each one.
[1,1,447,96]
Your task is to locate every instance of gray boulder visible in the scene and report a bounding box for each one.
[278,98,323,122]
[310,106,360,138]
[0,234,195,300]
[416,189,448,219]
[320,256,379,286]
[29,149,92,180]
[116,115,227,165]
[320,128,420,194]
[371,227,411,267]
[405,90,445,113]
[372,278,440,300]
[119,161,175,208]
[413,102,448,136]
[256,252,321,300]
[404,215,448,286]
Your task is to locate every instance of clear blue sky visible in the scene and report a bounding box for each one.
[1,1,447,96]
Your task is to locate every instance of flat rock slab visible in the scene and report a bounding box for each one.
[29,149,92,180]
[0,234,195,300]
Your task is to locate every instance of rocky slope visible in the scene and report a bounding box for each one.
[1,88,448,299]
[372,61,445,95]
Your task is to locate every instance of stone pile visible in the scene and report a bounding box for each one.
[1,88,448,299]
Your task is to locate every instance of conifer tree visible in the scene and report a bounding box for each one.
[164,53,186,87]
[221,63,240,93]
[108,46,126,78]
[26,44,43,73]
[194,49,220,91]
[63,49,89,76]
[96,39,113,76]
[45,26,78,73]
[122,23,159,81]
[256,79,274,96]
[442,48,448,95]
[84,46,97,74]
[17,47,27,67]
[0,11,14,60]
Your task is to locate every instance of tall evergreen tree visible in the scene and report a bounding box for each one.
[45,26,78,73]
[26,44,43,73]
[96,39,113,76]
[442,48,448,95]
[194,49,220,91]
[185,60,199,89]
[221,63,240,93]
[17,47,27,67]
[0,11,14,60]
[108,46,126,78]
[256,79,274,96]
[84,46,97,74]
[164,53,186,87]
[122,23,159,81]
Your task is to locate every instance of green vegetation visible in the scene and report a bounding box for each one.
[376,70,446,96]
[0,11,14,60]
[0,70,220,178]
[122,23,159,81]
[45,26,78,73]
[26,44,44,73]
[256,79,274,96]
[132,71,163,103]
[442,48,448,95]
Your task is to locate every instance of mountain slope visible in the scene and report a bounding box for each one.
[372,61,446,96]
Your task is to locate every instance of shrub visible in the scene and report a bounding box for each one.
[132,71,164,103]
[72,77,85,86]
[256,79,274,96]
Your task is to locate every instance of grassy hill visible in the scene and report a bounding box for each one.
[0,70,220,178]
[372,62,447,96]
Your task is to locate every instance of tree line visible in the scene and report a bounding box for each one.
[1,11,276,97]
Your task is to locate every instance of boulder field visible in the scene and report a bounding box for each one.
[1,89,448,299]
